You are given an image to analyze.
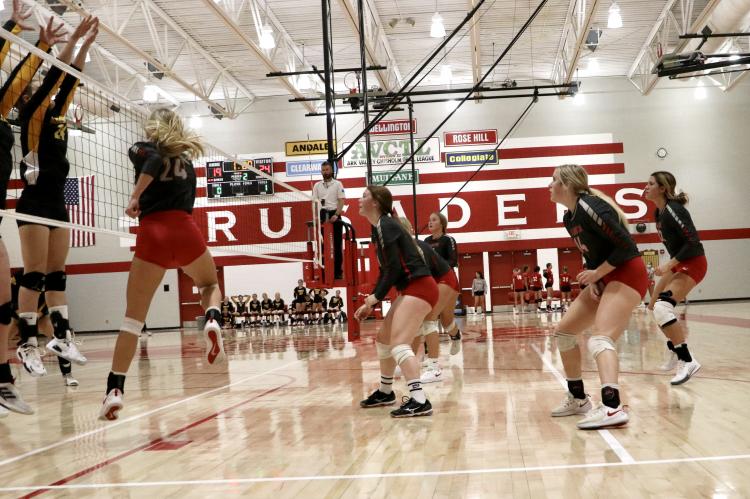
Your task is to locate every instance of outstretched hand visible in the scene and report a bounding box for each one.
[70,15,97,41]
[11,0,35,32]
[39,17,67,47]
[80,17,99,47]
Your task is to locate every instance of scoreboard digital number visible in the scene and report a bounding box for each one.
[206,158,274,198]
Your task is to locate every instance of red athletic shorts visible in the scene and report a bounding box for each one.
[602,256,649,298]
[135,210,207,269]
[399,276,439,308]
[437,268,460,293]
[671,255,708,285]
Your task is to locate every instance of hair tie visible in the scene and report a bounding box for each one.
[390,208,398,217]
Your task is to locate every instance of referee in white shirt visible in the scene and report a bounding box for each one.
[312,161,345,279]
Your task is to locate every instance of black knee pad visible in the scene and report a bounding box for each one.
[657,290,676,306]
[20,271,45,292]
[45,271,67,292]
[0,301,12,325]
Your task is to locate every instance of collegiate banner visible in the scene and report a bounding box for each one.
[444,150,499,167]
[342,137,440,168]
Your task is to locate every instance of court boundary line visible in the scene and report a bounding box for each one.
[1,453,749,492]
[531,344,635,463]
[0,360,300,468]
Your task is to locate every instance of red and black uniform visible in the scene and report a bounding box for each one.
[372,215,438,307]
[655,201,707,284]
[0,22,48,220]
[417,239,460,293]
[559,273,572,293]
[424,233,458,268]
[530,272,543,291]
[543,268,554,289]
[513,273,526,292]
[129,141,204,268]
[564,194,647,296]
[16,52,80,226]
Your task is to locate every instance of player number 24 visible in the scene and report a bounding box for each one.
[160,158,188,181]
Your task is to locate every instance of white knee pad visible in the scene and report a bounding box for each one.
[588,335,616,359]
[652,299,677,329]
[121,317,145,336]
[391,344,415,365]
[555,331,578,352]
[376,342,391,360]
[421,320,439,337]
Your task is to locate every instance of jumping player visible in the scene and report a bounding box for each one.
[357,186,438,417]
[99,108,226,421]
[548,164,647,430]
[644,171,705,384]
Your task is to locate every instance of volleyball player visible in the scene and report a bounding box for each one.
[247,293,261,327]
[548,164,647,429]
[272,292,286,325]
[644,171,705,384]
[424,212,461,348]
[543,263,554,312]
[530,266,543,311]
[399,218,458,383]
[559,266,572,311]
[232,294,247,328]
[14,17,98,377]
[357,186,438,417]
[220,296,235,329]
[311,288,324,324]
[260,292,273,327]
[99,108,226,421]
[291,279,307,325]
[471,271,487,315]
[511,267,526,313]
[0,2,63,415]
[327,290,344,323]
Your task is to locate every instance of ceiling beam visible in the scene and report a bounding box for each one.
[628,0,724,95]
[59,0,235,116]
[200,0,315,113]
[563,0,600,85]
[468,0,482,87]
[336,0,402,90]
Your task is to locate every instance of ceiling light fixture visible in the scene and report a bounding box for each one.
[259,25,275,49]
[430,12,446,38]
[143,84,159,103]
[608,2,623,29]
[694,80,707,100]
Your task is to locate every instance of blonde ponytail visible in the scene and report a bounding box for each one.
[556,164,628,228]
[144,108,204,159]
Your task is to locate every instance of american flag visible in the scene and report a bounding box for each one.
[64,175,96,247]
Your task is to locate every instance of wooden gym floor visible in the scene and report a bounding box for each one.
[1,301,749,498]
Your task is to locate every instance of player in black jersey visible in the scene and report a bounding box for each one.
[271,292,286,325]
[311,288,325,324]
[220,297,235,329]
[549,164,648,430]
[0,1,62,416]
[12,16,96,383]
[543,263,554,312]
[644,171,706,384]
[100,109,226,421]
[399,217,459,382]
[424,212,462,348]
[247,294,261,327]
[291,280,307,325]
[260,293,273,327]
[357,186,438,418]
[232,294,248,328]
[327,290,345,324]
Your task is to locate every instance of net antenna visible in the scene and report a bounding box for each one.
[0,26,318,265]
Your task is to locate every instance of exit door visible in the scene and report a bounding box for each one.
[489,251,513,306]
[457,253,483,311]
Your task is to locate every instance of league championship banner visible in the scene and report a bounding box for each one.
[342,137,440,168]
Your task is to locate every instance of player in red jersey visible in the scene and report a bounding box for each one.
[511,267,526,313]
[530,266,543,312]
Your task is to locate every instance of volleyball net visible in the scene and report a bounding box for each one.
[0,25,319,265]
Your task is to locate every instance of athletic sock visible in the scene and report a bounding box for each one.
[567,378,586,400]
[407,379,426,404]
[666,340,675,351]
[107,371,126,394]
[58,357,72,376]
[205,307,221,323]
[0,362,12,383]
[673,343,693,362]
[601,384,621,409]
[379,375,394,394]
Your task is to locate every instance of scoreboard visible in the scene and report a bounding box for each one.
[206,158,274,198]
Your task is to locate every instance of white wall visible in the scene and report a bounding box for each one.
[65,270,179,332]
[223,262,303,300]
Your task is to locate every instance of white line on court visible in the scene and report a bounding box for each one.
[2,453,749,492]
[0,360,300,468]
[531,344,635,464]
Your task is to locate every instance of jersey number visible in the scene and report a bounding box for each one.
[160,158,188,181]
[54,124,67,141]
